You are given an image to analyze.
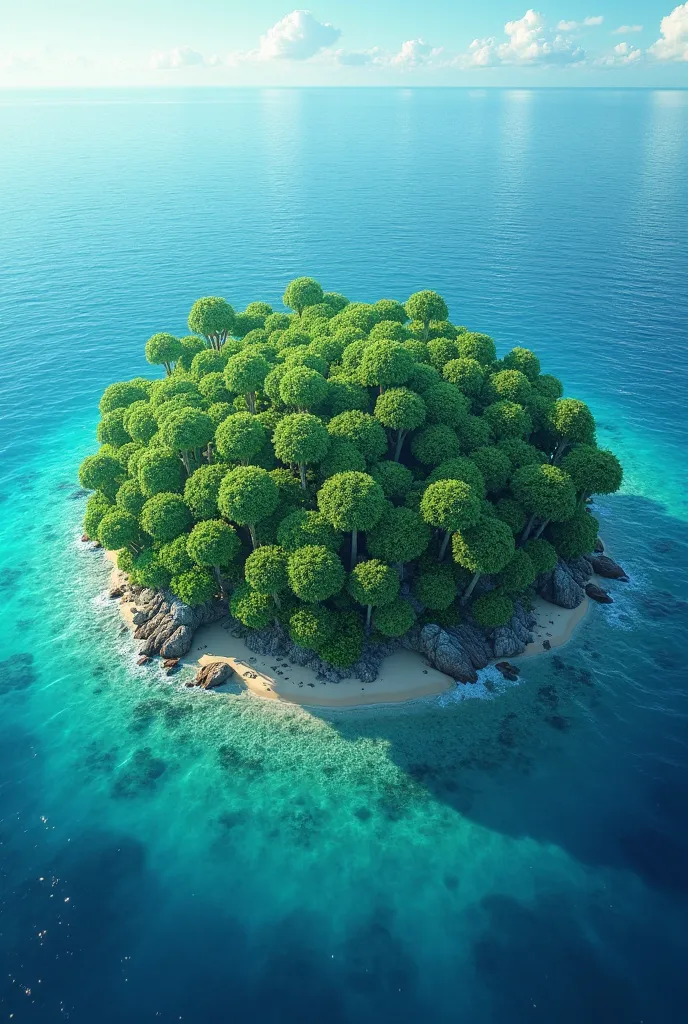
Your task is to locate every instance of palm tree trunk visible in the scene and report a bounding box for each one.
[461,571,481,604]
[351,529,358,570]
[394,429,407,461]
[438,530,451,562]
[299,463,307,490]
[248,524,258,550]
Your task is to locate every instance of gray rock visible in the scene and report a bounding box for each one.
[399,626,425,654]
[287,644,315,667]
[188,661,234,689]
[446,623,493,668]
[538,560,585,609]
[590,554,629,581]
[492,626,527,658]
[420,624,478,683]
[567,556,593,587]
[160,625,196,659]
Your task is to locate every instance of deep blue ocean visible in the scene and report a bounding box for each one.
[1,88,688,1023]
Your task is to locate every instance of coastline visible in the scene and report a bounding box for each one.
[105,550,596,710]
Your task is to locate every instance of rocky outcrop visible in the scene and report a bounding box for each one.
[538,560,585,609]
[585,582,614,604]
[590,554,629,581]
[188,661,234,689]
[122,584,228,660]
[419,625,478,683]
[445,622,493,669]
[567,556,594,587]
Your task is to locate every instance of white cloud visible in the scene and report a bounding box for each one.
[150,46,209,70]
[649,3,688,60]
[257,10,340,61]
[613,24,644,34]
[335,48,382,66]
[595,40,643,65]
[557,15,603,30]
[389,39,443,67]
[466,10,585,66]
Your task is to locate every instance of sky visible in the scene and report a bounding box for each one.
[0,1,687,87]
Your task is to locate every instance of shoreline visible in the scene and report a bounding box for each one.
[104,550,596,710]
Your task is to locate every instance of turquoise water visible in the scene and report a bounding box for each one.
[2,88,688,1022]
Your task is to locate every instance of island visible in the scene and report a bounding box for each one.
[80,278,627,705]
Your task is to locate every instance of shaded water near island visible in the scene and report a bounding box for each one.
[1,88,688,1022]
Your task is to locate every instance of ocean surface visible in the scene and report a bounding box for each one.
[1,88,688,1023]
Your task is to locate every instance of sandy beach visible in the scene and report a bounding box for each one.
[106,549,595,709]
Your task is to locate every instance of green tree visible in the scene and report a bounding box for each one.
[279,366,328,411]
[359,340,415,392]
[218,466,279,548]
[502,347,540,381]
[188,297,235,350]
[497,549,537,594]
[523,538,558,575]
[123,402,158,444]
[421,479,482,560]
[160,408,215,474]
[177,335,206,371]
[116,478,146,517]
[413,565,456,610]
[244,544,290,609]
[327,411,387,463]
[407,362,442,395]
[497,438,545,470]
[158,534,194,576]
[366,505,431,566]
[215,412,267,465]
[97,408,130,448]
[427,338,460,371]
[83,492,112,539]
[423,382,469,429]
[458,332,497,365]
[561,445,623,505]
[471,592,514,628]
[198,372,232,406]
[287,545,346,602]
[96,509,140,552]
[372,299,408,324]
[442,357,485,399]
[317,471,386,568]
[319,438,367,478]
[368,320,407,343]
[144,333,183,375]
[99,380,149,415]
[405,291,449,340]
[411,425,461,466]
[283,277,324,315]
[273,412,330,489]
[547,511,599,559]
[452,515,516,602]
[469,445,512,494]
[349,559,400,630]
[79,451,123,500]
[288,604,336,654]
[318,612,365,667]
[171,567,217,606]
[426,457,486,497]
[187,519,240,594]
[322,292,349,314]
[535,374,564,401]
[224,350,270,413]
[493,497,527,535]
[230,583,274,628]
[324,378,370,417]
[131,549,172,590]
[183,464,228,520]
[374,387,427,460]
[189,348,227,380]
[457,415,493,452]
[482,401,532,440]
[548,398,596,462]
[488,369,532,405]
[369,460,414,501]
[277,509,340,552]
[511,463,577,543]
[136,449,185,497]
[140,492,192,543]
[373,598,416,637]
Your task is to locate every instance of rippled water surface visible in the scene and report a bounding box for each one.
[1,88,688,1023]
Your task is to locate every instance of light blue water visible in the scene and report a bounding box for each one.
[1,88,688,1022]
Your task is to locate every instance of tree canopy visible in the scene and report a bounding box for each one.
[81,278,620,670]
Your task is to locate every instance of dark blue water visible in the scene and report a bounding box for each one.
[1,88,688,1023]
